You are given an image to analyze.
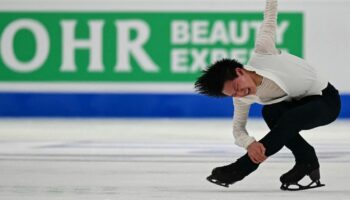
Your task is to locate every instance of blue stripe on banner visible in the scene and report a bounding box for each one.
[0,92,349,118]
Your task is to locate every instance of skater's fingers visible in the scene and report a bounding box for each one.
[258,143,266,155]
[255,149,267,163]
[256,156,265,163]
[248,142,266,163]
[248,152,260,164]
[256,143,267,162]
[255,153,266,163]
[251,157,260,164]
[252,153,265,164]
[255,142,265,154]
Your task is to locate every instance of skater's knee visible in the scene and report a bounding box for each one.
[275,114,301,131]
[262,105,273,120]
[262,105,279,127]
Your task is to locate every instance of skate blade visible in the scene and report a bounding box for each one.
[280,181,325,191]
[206,175,229,188]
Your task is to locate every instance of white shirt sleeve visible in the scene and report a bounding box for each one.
[232,99,256,149]
[254,0,280,55]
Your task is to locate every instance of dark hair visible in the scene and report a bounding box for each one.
[194,58,243,97]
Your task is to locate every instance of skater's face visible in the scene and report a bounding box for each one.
[222,68,257,98]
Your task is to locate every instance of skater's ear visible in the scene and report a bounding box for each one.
[235,68,244,76]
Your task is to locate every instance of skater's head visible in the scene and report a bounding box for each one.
[195,59,258,98]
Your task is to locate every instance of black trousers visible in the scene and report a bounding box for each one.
[235,83,341,174]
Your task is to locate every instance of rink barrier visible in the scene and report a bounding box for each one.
[0,92,349,118]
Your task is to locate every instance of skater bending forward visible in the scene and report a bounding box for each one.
[194,0,341,191]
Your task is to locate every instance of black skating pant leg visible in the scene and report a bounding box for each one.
[235,83,341,173]
[262,101,318,164]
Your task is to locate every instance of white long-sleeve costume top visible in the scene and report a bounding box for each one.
[233,0,328,149]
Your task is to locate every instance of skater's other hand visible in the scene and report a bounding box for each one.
[247,142,266,164]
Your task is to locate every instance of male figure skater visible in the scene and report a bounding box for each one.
[194,0,341,191]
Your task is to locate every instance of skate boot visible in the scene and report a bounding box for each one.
[206,163,248,188]
[280,162,325,191]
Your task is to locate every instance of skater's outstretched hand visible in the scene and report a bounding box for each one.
[247,141,267,164]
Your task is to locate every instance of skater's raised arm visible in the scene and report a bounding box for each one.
[254,0,279,55]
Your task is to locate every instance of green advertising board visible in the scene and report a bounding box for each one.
[0,12,303,82]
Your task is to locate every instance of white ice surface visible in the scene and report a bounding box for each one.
[0,119,350,200]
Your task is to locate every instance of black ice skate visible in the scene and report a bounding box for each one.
[280,162,325,191]
[206,163,247,188]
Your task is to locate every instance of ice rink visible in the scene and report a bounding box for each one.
[0,118,350,200]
